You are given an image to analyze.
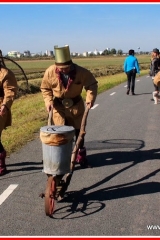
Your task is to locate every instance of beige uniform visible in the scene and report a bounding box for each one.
[0,66,17,134]
[41,64,98,129]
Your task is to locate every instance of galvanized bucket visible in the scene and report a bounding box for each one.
[40,125,75,175]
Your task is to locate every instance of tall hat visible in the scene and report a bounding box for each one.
[54,45,72,68]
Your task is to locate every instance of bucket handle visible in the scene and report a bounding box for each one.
[46,126,63,132]
[48,108,54,126]
[46,127,56,131]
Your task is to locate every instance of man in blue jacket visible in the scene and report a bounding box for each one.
[123,49,140,95]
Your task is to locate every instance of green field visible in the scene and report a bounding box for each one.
[6,54,151,67]
[4,55,151,81]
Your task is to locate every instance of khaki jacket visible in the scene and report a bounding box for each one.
[41,64,98,129]
[153,71,160,87]
[0,66,18,133]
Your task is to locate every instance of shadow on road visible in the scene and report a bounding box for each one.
[2,138,160,219]
[53,167,160,219]
[52,139,160,219]
[87,147,160,168]
[85,138,145,151]
[132,92,152,96]
[7,161,43,172]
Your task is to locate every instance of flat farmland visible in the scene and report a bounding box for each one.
[3,55,151,81]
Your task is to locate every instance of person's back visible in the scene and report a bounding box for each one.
[150,48,160,100]
[124,55,140,74]
[123,49,140,95]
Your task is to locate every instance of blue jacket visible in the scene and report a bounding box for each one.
[123,55,140,74]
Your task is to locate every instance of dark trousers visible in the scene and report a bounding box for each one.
[0,142,4,153]
[153,83,159,91]
[126,70,136,93]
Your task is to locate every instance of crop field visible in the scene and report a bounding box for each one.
[2,54,151,98]
[3,55,151,81]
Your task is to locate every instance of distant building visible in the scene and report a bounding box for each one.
[93,49,103,55]
[8,51,20,58]
[24,50,31,57]
[88,51,93,55]
[71,52,78,57]
[45,50,53,56]
[31,53,36,57]
[17,53,22,58]
[82,52,88,57]
[94,49,99,55]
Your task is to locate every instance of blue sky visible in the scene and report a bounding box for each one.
[1,3,160,55]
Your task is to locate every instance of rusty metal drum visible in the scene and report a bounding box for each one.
[40,125,75,176]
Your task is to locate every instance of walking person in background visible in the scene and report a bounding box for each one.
[149,48,160,102]
[41,45,98,168]
[123,49,140,95]
[149,48,160,80]
[0,60,18,175]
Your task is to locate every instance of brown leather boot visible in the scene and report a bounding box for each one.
[0,150,7,176]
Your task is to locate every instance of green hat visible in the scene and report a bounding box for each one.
[54,45,72,68]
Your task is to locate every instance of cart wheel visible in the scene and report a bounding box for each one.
[45,176,56,217]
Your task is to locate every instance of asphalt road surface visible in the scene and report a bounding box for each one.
[0,74,160,236]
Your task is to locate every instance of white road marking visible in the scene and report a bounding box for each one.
[136,79,140,81]
[0,184,18,206]
[146,76,150,78]
[124,85,127,88]
[91,104,99,109]
[110,92,116,96]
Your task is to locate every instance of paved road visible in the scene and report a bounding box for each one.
[0,75,160,236]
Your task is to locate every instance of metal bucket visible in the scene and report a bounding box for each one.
[40,125,75,176]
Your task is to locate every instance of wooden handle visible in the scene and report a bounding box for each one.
[48,108,53,126]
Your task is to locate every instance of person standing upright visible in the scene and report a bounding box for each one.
[149,48,160,95]
[0,59,17,175]
[123,49,140,95]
